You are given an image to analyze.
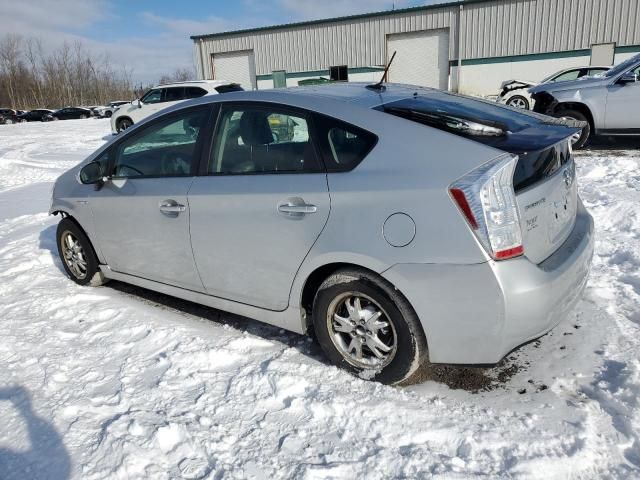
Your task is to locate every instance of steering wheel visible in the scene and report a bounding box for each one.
[161,151,190,175]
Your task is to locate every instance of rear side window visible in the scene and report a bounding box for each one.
[314,114,377,171]
[185,87,207,99]
[215,84,244,94]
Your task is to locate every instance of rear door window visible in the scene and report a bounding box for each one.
[165,87,185,102]
[185,87,208,99]
[210,104,322,174]
[551,69,581,82]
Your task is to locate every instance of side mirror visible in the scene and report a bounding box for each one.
[79,161,105,185]
[619,72,638,84]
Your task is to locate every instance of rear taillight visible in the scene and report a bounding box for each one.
[449,153,524,261]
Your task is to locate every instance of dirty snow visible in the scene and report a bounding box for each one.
[1,119,640,479]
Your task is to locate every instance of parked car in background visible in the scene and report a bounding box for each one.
[94,101,129,118]
[51,83,593,384]
[531,53,640,148]
[0,114,4,125]
[0,108,24,124]
[110,80,243,133]
[44,107,93,121]
[19,109,54,122]
[497,66,611,109]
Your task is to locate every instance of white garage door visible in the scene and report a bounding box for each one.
[387,29,450,89]
[212,50,256,90]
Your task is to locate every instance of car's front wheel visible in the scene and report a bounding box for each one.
[554,109,591,149]
[56,217,105,286]
[312,268,429,385]
[116,117,133,132]
[105,111,113,118]
[506,95,530,109]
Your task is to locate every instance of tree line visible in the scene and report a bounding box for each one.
[0,34,195,110]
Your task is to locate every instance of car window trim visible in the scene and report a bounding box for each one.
[106,104,215,180]
[201,100,327,177]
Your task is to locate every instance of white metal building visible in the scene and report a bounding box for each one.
[191,0,640,96]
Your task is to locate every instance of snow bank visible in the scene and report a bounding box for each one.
[1,120,639,478]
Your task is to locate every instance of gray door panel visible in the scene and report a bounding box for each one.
[90,177,204,291]
[605,67,640,129]
[188,174,330,311]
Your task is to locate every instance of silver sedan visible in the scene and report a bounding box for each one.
[50,83,594,384]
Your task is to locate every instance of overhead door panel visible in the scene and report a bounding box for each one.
[212,50,256,90]
[387,29,450,89]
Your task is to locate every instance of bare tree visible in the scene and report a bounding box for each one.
[0,34,135,109]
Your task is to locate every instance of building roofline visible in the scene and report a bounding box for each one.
[190,0,492,41]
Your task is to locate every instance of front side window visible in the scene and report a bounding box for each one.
[210,105,321,174]
[551,69,581,82]
[112,108,208,178]
[141,89,163,104]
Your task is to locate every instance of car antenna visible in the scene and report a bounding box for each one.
[366,51,396,91]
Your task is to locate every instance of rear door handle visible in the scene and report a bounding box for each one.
[159,200,186,214]
[278,204,317,215]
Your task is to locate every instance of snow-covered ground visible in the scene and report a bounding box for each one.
[1,119,639,479]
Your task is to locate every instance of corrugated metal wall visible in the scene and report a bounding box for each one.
[193,0,640,78]
[460,0,640,59]
[194,5,457,77]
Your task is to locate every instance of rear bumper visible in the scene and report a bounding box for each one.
[382,200,594,365]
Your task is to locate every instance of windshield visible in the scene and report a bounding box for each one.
[605,54,640,77]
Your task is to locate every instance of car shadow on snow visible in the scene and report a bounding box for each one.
[580,136,640,154]
[38,224,520,392]
[0,385,71,480]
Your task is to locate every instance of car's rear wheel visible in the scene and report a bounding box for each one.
[506,95,530,109]
[56,217,106,286]
[105,111,113,118]
[80,114,88,119]
[312,268,429,385]
[554,109,590,149]
[117,117,133,132]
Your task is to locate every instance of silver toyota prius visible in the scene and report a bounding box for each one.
[50,83,594,385]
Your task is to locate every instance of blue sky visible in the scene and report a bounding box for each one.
[1,0,436,84]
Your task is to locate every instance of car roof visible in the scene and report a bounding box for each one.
[155,80,235,88]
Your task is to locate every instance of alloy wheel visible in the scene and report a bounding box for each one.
[61,231,88,280]
[507,97,528,109]
[326,292,397,369]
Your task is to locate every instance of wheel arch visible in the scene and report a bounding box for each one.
[299,262,418,335]
[554,102,595,131]
[51,211,105,264]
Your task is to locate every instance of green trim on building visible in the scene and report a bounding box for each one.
[256,66,385,82]
[191,0,493,40]
[616,45,640,54]
[461,44,640,66]
[461,49,591,66]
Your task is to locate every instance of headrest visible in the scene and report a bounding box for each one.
[239,111,273,146]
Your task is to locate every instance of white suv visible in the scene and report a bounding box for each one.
[110,80,242,133]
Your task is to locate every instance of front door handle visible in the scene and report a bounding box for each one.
[159,200,186,214]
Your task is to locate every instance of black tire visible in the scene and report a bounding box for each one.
[116,117,133,133]
[312,268,429,385]
[506,95,530,110]
[554,109,591,149]
[105,111,113,118]
[56,217,105,286]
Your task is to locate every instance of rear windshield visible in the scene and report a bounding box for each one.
[215,84,244,94]
[379,93,550,135]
